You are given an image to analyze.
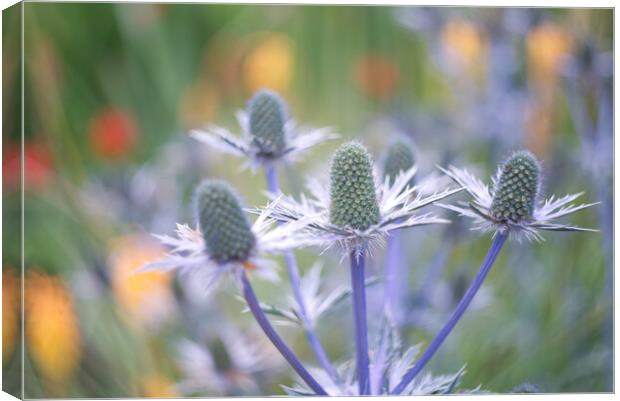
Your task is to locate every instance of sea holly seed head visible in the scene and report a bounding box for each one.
[194,180,256,264]
[490,150,541,223]
[329,142,380,231]
[247,89,287,156]
[382,139,415,186]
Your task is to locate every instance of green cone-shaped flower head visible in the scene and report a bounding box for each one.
[382,138,415,186]
[247,90,287,156]
[329,142,380,231]
[194,180,256,264]
[490,150,541,223]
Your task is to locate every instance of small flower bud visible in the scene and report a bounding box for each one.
[194,180,256,263]
[247,90,287,156]
[382,138,415,186]
[490,150,541,223]
[329,142,380,231]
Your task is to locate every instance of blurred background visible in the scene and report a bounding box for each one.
[2,4,613,397]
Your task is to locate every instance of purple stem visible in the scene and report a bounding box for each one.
[264,165,340,383]
[241,271,327,395]
[350,250,370,395]
[392,232,508,394]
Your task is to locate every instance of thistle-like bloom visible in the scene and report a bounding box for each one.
[263,141,461,256]
[439,150,598,241]
[191,89,337,170]
[142,180,313,291]
[382,137,416,186]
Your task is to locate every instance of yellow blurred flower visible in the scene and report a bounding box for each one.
[440,19,488,81]
[109,235,174,328]
[25,271,81,384]
[243,33,294,94]
[178,78,220,130]
[140,373,178,398]
[3,268,20,364]
[526,22,573,89]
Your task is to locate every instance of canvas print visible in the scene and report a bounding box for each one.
[2,3,613,398]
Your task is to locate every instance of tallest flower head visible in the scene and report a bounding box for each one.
[329,142,380,231]
[192,89,337,170]
[262,141,461,256]
[440,150,598,241]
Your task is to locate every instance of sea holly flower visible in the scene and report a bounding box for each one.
[142,180,317,291]
[381,137,416,187]
[191,89,337,171]
[142,180,327,395]
[391,150,598,394]
[263,141,461,257]
[438,150,599,241]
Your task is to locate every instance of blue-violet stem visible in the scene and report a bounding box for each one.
[392,232,508,394]
[350,250,370,395]
[264,165,340,383]
[241,271,327,395]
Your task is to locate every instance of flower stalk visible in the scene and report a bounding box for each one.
[264,164,340,383]
[392,231,508,394]
[350,250,370,395]
[240,271,328,395]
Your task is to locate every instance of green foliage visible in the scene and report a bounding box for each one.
[490,150,540,223]
[248,90,287,156]
[329,142,380,231]
[194,180,256,263]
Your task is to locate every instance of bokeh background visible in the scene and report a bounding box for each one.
[2,4,613,397]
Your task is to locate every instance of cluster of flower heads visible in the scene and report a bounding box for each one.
[143,88,598,396]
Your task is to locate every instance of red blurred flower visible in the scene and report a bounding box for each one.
[89,108,139,160]
[3,141,53,192]
[353,53,400,100]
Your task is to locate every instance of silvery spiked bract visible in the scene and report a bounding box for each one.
[439,150,599,241]
[191,90,338,170]
[261,142,461,256]
[285,324,477,396]
[141,180,317,292]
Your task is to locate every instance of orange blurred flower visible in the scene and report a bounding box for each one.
[526,22,573,90]
[140,373,178,397]
[3,268,20,364]
[243,33,294,94]
[177,78,219,130]
[3,141,54,192]
[89,108,139,160]
[25,271,81,384]
[109,235,174,328]
[353,53,400,100]
[440,19,488,81]
[524,100,554,158]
